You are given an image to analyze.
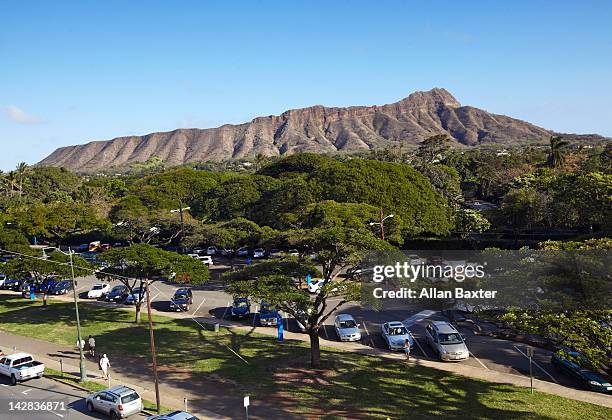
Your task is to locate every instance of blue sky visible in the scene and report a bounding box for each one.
[1,1,611,170]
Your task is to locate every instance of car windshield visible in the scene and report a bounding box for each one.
[120,392,139,404]
[111,286,125,293]
[262,304,276,312]
[235,300,248,307]
[174,292,188,299]
[92,285,104,290]
[438,333,463,345]
[339,320,357,329]
[389,326,407,335]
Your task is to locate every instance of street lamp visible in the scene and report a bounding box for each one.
[62,248,87,382]
[369,209,394,241]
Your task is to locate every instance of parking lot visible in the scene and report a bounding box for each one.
[62,267,580,393]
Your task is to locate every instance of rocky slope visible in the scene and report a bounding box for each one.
[38,88,603,171]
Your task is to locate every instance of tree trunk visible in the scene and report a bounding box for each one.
[309,330,321,368]
[135,303,142,323]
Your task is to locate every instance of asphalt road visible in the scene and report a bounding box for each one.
[0,375,147,420]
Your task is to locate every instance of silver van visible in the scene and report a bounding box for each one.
[86,385,143,419]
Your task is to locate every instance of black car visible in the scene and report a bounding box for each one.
[169,288,193,312]
[105,284,129,303]
[49,280,73,295]
[552,352,612,393]
[3,278,24,291]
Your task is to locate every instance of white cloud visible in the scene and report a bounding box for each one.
[4,105,44,124]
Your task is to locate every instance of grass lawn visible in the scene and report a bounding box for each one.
[0,294,609,419]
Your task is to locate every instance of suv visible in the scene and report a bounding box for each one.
[170,288,193,312]
[86,385,143,419]
[425,321,469,361]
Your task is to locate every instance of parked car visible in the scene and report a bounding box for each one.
[36,278,59,293]
[288,249,299,257]
[230,297,251,319]
[334,314,361,342]
[20,280,36,297]
[170,288,193,312]
[105,285,129,303]
[86,385,143,419]
[0,352,45,385]
[552,352,612,393]
[188,254,213,266]
[3,278,23,291]
[88,283,110,299]
[268,249,281,258]
[49,280,73,295]
[206,246,217,256]
[424,321,469,361]
[307,278,325,294]
[253,248,266,258]
[294,310,308,332]
[381,321,414,351]
[125,287,147,304]
[236,247,249,257]
[259,301,279,326]
[146,411,199,420]
[220,248,234,257]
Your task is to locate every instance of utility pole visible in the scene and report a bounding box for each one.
[145,280,161,413]
[69,248,86,382]
[369,209,394,242]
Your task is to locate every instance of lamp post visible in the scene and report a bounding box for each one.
[67,248,86,382]
[369,209,394,241]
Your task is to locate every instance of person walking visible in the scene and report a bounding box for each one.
[87,335,96,357]
[404,338,411,361]
[99,354,111,379]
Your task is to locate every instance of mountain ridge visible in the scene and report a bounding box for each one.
[38,88,607,171]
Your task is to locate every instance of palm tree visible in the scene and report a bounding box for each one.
[6,171,17,198]
[15,162,30,198]
[548,135,569,168]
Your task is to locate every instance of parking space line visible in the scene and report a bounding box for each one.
[362,321,375,347]
[192,298,206,315]
[413,338,430,359]
[151,292,160,302]
[221,301,230,320]
[513,345,558,383]
[469,351,489,370]
[252,305,259,327]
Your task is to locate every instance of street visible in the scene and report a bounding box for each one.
[0,375,146,420]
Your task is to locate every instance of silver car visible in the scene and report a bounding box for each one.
[334,314,361,342]
[147,410,199,420]
[425,321,469,361]
[86,385,143,419]
[382,321,414,351]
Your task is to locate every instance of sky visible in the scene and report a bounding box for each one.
[1,0,611,170]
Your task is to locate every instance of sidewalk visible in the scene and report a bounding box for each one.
[0,331,238,420]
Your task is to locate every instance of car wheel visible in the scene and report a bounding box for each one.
[10,375,17,386]
[86,402,94,412]
[110,411,119,420]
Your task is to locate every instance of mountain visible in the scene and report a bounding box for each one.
[38,88,606,171]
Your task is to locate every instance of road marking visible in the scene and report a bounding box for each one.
[221,301,230,320]
[469,351,489,370]
[252,305,259,327]
[413,337,430,359]
[402,310,437,328]
[151,292,160,302]
[50,411,64,418]
[322,324,329,339]
[1,384,7,387]
[192,298,206,315]
[21,388,32,395]
[513,345,558,383]
[362,321,375,347]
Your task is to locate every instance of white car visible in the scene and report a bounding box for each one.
[307,278,325,294]
[199,255,213,266]
[334,314,361,342]
[253,248,266,258]
[381,321,414,351]
[87,283,110,299]
[288,249,299,257]
[206,246,217,256]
